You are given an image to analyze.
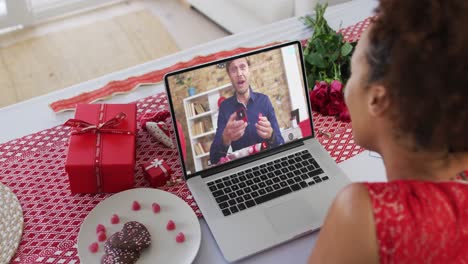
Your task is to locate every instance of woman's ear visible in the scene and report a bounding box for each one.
[367,84,390,117]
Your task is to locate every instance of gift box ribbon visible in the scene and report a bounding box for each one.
[145,158,169,176]
[64,105,134,192]
[64,111,132,135]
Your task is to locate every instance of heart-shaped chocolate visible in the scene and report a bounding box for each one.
[108,221,152,252]
[101,242,140,264]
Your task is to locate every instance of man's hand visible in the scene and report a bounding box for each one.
[222,112,247,146]
[255,115,273,139]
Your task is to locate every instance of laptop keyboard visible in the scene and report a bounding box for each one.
[207,150,329,216]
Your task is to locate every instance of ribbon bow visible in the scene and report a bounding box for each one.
[145,158,169,176]
[64,112,131,135]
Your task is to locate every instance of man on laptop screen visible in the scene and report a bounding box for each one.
[166,44,312,175]
[209,57,285,165]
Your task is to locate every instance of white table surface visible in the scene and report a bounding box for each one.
[0,1,386,263]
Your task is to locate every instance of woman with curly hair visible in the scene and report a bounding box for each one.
[308,0,468,263]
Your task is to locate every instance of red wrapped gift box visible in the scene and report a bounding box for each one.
[65,104,137,193]
[142,158,172,188]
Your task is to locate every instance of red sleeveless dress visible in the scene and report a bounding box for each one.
[364,178,468,263]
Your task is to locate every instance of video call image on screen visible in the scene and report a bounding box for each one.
[167,44,312,175]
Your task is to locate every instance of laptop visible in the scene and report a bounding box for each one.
[164,41,350,262]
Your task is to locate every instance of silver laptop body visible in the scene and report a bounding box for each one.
[164,41,350,262]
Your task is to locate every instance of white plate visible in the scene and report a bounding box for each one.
[77,188,201,264]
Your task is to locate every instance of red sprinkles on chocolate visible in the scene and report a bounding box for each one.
[102,243,141,264]
[101,221,151,263]
[109,221,152,252]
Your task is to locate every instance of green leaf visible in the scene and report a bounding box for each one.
[329,50,340,62]
[307,77,316,90]
[336,33,344,43]
[306,53,326,68]
[301,3,355,84]
[302,15,316,28]
[313,39,326,54]
[341,42,353,57]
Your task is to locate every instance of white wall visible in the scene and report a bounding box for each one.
[0,1,6,16]
[281,45,308,122]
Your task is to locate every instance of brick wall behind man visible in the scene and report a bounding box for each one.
[167,49,292,172]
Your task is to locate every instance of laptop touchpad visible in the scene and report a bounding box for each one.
[264,198,318,236]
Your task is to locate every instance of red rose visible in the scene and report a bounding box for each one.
[326,100,345,116]
[329,80,344,103]
[316,80,329,91]
[309,81,330,112]
[338,106,351,122]
[330,80,344,93]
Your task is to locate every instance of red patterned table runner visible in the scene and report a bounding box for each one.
[49,18,370,113]
[1,91,363,263]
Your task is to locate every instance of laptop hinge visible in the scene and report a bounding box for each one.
[200,140,305,178]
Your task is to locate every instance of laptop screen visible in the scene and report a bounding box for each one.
[165,42,313,177]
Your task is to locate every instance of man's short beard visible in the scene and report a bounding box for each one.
[236,88,248,95]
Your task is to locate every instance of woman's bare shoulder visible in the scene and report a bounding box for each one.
[308,183,379,264]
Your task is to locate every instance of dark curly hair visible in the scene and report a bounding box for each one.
[367,0,468,152]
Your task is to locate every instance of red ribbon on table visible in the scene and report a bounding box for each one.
[64,105,134,192]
